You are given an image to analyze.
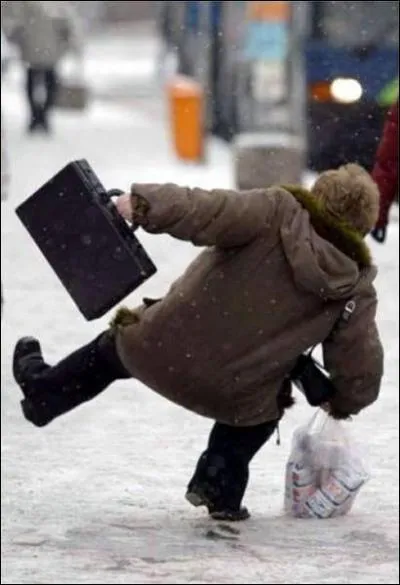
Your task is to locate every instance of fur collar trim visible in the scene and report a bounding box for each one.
[281,185,372,267]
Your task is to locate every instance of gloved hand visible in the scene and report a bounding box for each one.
[370,225,387,243]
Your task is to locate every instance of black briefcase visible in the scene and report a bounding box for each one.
[15,160,157,320]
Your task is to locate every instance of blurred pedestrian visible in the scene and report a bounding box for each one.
[1,1,82,134]
[370,101,399,243]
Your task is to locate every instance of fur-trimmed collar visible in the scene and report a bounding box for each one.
[281,185,372,267]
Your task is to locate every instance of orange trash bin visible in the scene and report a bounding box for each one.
[167,76,205,162]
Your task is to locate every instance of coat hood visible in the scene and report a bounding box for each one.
[279,186,376,301]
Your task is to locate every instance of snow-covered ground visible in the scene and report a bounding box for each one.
[1,30,399,585]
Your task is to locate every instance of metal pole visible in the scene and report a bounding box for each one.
[233,1,307,188]
[288,1,307,139]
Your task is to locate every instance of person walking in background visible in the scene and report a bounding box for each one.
[371,101,399,243]
[1,1,82,134]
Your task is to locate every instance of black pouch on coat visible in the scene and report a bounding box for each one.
[15,160,157,320]
[290,354,336,407]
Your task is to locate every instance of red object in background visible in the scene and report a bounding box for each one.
[371,102,399,229]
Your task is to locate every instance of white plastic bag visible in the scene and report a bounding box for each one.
[284,411,370,519]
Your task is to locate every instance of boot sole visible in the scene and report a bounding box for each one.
[185,489,250,521]
[210,508,250,522]
[21,398,52,428]
[13,337,43,389]
[186,490,209,508]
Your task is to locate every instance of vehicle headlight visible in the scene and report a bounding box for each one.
[330,78,363,104]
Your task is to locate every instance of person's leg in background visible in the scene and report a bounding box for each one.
[42,68,58,132]
[26,67,43,132]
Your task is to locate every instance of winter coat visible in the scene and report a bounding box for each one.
[372,102,399,229]
[1,1,81,68]
[113,183,383,427]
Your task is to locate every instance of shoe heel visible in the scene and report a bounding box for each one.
[210,507,250,522]
[21,398,52,428]
[185,489,207,508]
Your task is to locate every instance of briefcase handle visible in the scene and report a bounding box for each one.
[106,189,138,232]
[107,189,124,199]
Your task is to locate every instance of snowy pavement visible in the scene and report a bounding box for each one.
[1,33,399,585]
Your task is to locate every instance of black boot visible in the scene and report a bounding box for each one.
[27,108,50,134]
[35,108,50,134]
[186,448,251,521]
[186,419,279,521]
[13,331,130,427]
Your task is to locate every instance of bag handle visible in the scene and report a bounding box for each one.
[306,409,331,432]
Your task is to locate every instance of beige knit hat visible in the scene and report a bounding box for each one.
[311,163,380,236]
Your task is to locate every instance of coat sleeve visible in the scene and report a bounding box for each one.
[129,183,278,248]
[322,288,384,419]
[372,103,398,228]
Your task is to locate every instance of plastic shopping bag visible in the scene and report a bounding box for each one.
[284,410,370,519]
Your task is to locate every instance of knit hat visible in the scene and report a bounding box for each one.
[311,163,380,236]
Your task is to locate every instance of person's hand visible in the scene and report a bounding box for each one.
[370,225,387,243]
[115,193,133,222]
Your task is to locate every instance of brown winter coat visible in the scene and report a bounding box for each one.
[114,183,383,426]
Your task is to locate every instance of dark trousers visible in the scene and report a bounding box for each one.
[26,67,58,128]
[187,418,279,513]
[15,330,283,512]
[187,380,292,513]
